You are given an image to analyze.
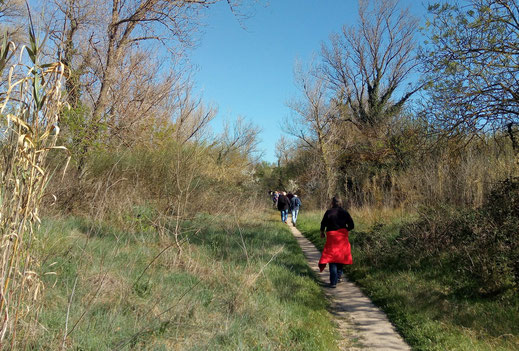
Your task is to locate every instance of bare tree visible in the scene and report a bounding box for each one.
[103,50,181,146]
[275,135,292,167]
[216,116,261,166]
[285,62,339,198]
[52,0,99,107]
[0,0,24,23]
[43,0,251,173]
[170,81,218,145]
[321,0,421,136]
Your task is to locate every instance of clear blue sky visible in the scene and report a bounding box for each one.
[189,0,427,164]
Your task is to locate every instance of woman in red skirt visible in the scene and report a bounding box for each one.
[319,197,354,288]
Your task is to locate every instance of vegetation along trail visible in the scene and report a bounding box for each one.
[2,0,519,348]
[288,219,411,351]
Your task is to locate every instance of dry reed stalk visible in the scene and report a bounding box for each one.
[0,28,67,347]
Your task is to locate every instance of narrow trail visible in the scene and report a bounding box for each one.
[287,220,411,351]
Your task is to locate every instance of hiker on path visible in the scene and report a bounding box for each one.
[290,194,301,226]
[277,191,290,224]
[274,191,280,207]
[318,196,354,288]
[269,191,277,208]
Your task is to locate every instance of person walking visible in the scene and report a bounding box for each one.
[290,194,302,226]
[277,191,290,224]
[269,191,277,208]
[318,196,354,288]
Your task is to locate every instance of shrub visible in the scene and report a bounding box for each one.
[401,178,518,296]
[356,178,519,297]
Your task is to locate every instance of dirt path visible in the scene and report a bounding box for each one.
[288,221,411,351]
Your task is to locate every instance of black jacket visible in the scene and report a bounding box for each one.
[277,195,291,211]
[320,207,354,232]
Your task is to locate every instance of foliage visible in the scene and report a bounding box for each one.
[1,5,266,346]
[43,132,265,261]
[421,0,519,152]
[275,0,519,211]
[392,178,519,296]
[281,0,424,206]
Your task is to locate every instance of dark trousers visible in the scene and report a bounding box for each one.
[329,263,344,285]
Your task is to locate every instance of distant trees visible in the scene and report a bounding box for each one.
[320,0,421,206]
[278,0,424,207]
[49,0,234,173]
[285,63,340,198]
[0,0,265,217]
[277,0,518,209]
[14,0,255,185]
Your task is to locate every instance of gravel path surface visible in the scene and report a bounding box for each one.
[288,221,412,351]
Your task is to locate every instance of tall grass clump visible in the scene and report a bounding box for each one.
[0,26,67,347]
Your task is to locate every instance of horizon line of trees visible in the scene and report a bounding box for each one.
[261,0,518,210]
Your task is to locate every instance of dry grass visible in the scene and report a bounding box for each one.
[0,27,67,347]
[350,205,412,227]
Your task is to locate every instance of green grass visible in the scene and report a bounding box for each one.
[296,211,326,251]
[29,211,341,350]
[297,209,519,351]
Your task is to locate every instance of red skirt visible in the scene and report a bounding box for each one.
[318,228,352,272]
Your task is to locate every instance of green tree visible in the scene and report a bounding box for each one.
[422,0,519,156]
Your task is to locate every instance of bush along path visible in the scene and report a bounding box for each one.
[287,220,411,351]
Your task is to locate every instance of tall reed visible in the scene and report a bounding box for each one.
[0,26,67,347]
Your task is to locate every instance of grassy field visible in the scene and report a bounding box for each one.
[297,209,519,351]
[30,210,341,350]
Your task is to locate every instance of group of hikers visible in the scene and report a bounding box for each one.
[269,191,355,289]
[269,190,302,225]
